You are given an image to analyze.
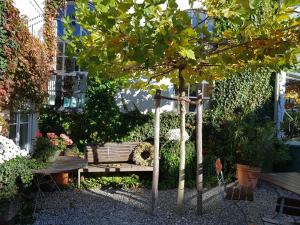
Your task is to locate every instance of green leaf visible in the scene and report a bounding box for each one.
[179,48,196,60]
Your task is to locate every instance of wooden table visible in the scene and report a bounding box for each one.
[32,156,87,213]
[260,172,300,195]
[33,156,88,188]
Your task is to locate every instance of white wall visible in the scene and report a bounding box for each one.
[13,0,45,40]
[115,78,176,114]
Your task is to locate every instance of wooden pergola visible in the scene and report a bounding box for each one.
[151,82,210,215]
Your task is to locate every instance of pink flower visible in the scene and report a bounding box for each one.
[35,131,43,138]
[66,138,73,146]
[47,133,57,139]
[60,134,69,140]
[60,134,73,146]
[50,140,59,146]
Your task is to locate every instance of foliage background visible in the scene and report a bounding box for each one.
[39,66,279,188]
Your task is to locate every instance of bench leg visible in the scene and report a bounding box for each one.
[78,169,81,189]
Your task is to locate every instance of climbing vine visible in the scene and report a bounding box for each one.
[43,0,65,62]
[0,0,51,109]
[0,1,7,76]
[211,67,274,121]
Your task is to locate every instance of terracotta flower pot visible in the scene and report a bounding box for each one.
[236,164,261,188]
[55,173,69,186]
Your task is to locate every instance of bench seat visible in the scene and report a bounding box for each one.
[82,163,153,173]
[78,142,153,188]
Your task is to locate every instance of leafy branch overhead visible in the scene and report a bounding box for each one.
[66,0,300,90]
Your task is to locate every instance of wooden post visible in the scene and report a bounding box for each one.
[196,95,203,215]
[177,70,186,214]
[151,90,161,214]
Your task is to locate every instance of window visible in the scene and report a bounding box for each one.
[48,1,88,110]
[47,72,87,109]
[9,112,32,151]
[174,83,210,112]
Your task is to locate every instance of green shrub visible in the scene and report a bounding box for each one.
[160,141,196,189]
[81,175,142,190]
[0,157,44,199]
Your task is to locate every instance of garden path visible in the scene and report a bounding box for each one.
[31,182,299,225]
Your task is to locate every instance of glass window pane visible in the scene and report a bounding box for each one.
[65,57,76,73]
[57,20,64,37]
[70,97,77,108]
[189,84,198,97]
[48,94,56,106]
[63,97,71,108]
[19,124,29,149]
[20,114,29,123]
[79,76,87,92]
[9,125,17,142]
[63,76,75,96]
[57,42,64,56]
[56,57,63,71]
[78,94,85,108]
[9,113,17,124]
[55,76,63,92]
[66,4,75,19]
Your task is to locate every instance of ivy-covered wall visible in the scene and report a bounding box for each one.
[0,0,51,110]
[211,67,274,121]
[0,1,7,76]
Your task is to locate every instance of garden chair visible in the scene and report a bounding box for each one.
[262,196,300,225]
[215,158,254,225]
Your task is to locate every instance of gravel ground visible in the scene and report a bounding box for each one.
[32,182,300,225]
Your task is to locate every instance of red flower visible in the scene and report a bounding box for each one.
[35,131,43,138]
[47,133,57,139]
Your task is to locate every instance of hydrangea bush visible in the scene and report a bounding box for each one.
[0,136,29,164]
[165,129,189,142]
[33,132,73,162]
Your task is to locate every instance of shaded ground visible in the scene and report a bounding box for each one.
[32,182,299,225]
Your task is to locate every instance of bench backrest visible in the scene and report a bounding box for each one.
[85,142,140,163]
[276,197,300,216]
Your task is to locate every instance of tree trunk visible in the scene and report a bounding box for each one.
[176,69,186,214]
[196,97,203,215]
[151,90,161,214]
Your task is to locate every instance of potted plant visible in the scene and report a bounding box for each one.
[235,121,275,188]
[33,132,73,186]
[33,132,73,163]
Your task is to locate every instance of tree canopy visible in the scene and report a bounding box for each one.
[66,0,300,91]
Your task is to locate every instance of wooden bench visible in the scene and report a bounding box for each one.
[78,142,153,187]
[262,197,300,224]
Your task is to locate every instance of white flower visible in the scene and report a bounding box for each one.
[165,129,189,142]
[0,135,30,164]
